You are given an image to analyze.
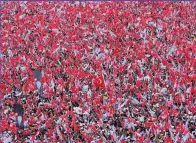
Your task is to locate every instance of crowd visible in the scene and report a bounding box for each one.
[1,1,196,143]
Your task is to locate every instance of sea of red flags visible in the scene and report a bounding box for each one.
[1,1,196,143]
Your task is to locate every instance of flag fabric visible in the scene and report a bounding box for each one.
[93,74,106,90]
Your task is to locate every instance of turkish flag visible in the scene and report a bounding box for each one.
[1,120,9,130]
[10,123,17,133]
[165,137,173,143]
[0,84,6,95]
[136,80,141,87]
[71,87,79,94]
[41,75,47,83]
[144,122,153,128]
[113,48,121,55]
[164,122,171,131]
[93,74,106,90]
[160,109,169,120]
[120,140,127,143]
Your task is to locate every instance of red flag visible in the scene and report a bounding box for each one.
[110,98,117,105]
[113,48,120,55]
[10,123,17,133]
[71,87,79,94]
[9,112,16,118]
[93,74,106,90]
[165,137,173,143]
[120,140,127,143]
[170,109,179,117]
[1,120,9,130]
[98,140,103,143]
[41,75,47,83]
[164,122,171,131]
[160,109,169,120]
[136,80,141,87]
[144,122,153,128]
[57,78,64,86]
[162,59,168,65]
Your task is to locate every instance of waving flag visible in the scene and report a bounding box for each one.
[93,73,106,90]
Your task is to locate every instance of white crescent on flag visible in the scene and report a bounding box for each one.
[98,79,102,84]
